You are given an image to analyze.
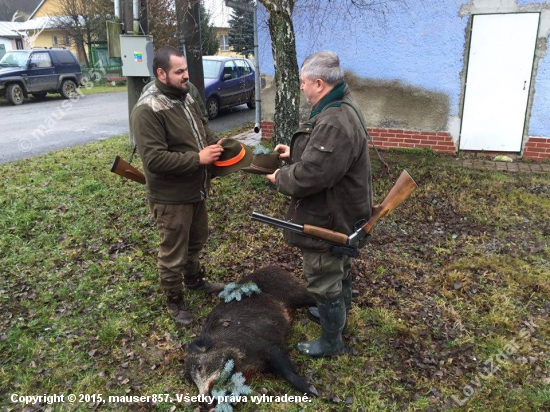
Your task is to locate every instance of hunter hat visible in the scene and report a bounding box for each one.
[211,138,253,177]
[242,152,281,175]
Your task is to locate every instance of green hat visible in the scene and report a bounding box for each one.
[211,138,253,177]
[242,152,281,175]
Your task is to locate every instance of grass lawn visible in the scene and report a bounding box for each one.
[0,134,549,411]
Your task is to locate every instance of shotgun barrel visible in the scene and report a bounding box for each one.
[252,169,418,250]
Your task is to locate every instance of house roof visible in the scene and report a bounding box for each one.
[29,0,47,19]
[0,21,24,38]
[19,16,57,30]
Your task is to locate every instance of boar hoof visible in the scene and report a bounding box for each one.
[309,384,319,397]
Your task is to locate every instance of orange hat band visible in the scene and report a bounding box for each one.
[214,145,246,167]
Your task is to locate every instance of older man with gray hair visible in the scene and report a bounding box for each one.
[267,50,373,357]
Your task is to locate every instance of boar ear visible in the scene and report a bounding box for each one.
[187,336,213,353]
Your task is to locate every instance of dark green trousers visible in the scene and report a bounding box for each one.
[149,200,208,294]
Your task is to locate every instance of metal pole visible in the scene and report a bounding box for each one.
[114,0,121,20]
[253,0,261,134]
[132,0,140,35]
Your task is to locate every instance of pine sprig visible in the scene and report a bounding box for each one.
[218,281,261,303]
[212,359,253,412]
[252,146,273,155]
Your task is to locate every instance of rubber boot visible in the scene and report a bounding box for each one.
[166,292,194,326]
[296,293,346,357]
[183,263,224,294]
[308,277,352,327]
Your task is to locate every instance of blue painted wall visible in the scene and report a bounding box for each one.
[257,0,550,137]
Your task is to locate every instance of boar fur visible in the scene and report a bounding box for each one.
[185,266,319,398]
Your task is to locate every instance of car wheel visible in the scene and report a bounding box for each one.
[60,79,77,99]
[247,89,255,110]
[6,84,24,105]
[32,92,48,100]
[207,97,219,120]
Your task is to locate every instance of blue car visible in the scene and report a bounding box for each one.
[0,48,82,105]
[202,56,255,119]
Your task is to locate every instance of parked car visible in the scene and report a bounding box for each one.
[0,48,82,105]
[202,56,255,119]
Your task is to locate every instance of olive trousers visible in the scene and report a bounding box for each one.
[149,200,209,294]
[302,249,352,298]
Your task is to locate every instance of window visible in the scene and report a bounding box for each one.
[65,35,70,45]
[15,39,23,49]
[223,60,237,79]
[30,52,53,68]
[203,59,221,79]
[235,59,252,77]
[53,35,58,46]
[220,35,229,51]
[53,50,77,64]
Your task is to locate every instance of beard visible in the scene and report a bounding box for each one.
[166,76,189,94]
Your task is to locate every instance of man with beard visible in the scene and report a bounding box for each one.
[131,46,225,326]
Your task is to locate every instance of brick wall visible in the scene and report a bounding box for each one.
[522,137,550,162]
[367,129,456,153]
[260,122,456,153]
[260,121,550,162]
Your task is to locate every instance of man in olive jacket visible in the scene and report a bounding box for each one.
[267,51,373,357]
[131,46,224,326]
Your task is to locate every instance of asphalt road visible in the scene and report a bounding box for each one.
[0,91,255,164]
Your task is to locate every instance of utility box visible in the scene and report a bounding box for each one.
[120,35,154,77]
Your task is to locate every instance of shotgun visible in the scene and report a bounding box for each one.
[110,156,146,185]
[252,169,418,257]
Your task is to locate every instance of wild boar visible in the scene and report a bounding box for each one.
[185,266,319,400]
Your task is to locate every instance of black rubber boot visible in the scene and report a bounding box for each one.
[296,293,346,357]
[308,277,352,326]
[166,292,194,326]
[183,263,224,294]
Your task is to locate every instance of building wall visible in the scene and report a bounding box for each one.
[28,0,88,61]
[0,38,16,51]
[257,0,550,161]
[31,30,80,59]
[32,0,63,17]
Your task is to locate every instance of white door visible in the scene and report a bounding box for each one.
[460,13,540,151]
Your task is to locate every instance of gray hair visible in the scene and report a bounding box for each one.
[301,51,344,86]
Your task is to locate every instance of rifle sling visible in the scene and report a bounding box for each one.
[324,100,389,171]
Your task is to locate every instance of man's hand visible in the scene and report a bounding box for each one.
[274,144,290,160]
[199,144,223,165]
[266,169,279,184]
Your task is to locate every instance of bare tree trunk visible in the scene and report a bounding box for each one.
[78,40,90,67]
[262,0,300,146]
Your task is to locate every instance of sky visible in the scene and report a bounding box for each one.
[202,0,230,28]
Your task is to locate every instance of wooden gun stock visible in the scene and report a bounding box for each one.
[110,156,146,185]
[252,169,418,252]
[303,224,349,245]
[360,169,417,234]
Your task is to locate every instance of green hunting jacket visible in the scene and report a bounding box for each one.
[131,79,218,204]
[275,84,373,251]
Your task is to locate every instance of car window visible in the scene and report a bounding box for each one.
[0,51,30,67]
[235,59,253,77]
[203,60,221,79]
[30,52,53,68]
[54,50,77,64]
[222,60,238,79]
